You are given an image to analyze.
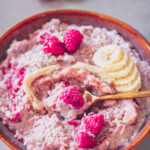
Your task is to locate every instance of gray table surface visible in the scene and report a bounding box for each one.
[0,0,150,150]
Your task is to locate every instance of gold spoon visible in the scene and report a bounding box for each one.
[83,90,150,103]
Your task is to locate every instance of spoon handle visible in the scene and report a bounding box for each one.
[93,90,150,102]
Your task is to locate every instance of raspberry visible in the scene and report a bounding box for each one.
[4,79,12,90]
[82,114,104,135]
[59,85,84,109]
[1,69,6,75]
[12,68,25,92]
[77,132,97,148]
[43,35,65,56]
[64,29,83,53]
[9,112,20,122]
[67,120,80,126]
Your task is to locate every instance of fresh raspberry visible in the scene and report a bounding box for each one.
[64,29,83,53]
[67,120,80,126]
[59,85,84,109]
[9,112,20,122]
[43,35,65,56]
[82,114,104,135]
[1,69,6,75]
[77,132,97,148]
[12,68,25,92]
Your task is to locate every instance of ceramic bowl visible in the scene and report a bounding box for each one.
[0,9,150,150]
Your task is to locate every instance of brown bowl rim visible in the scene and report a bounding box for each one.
[0,9,150,150]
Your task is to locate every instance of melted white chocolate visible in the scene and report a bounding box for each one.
[23,65,57,111]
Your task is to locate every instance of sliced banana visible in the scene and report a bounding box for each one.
[93,45,129,72]
[93,45,123,66]
[115,74,141,92]
[23,65,57,111]
[107,58,134,79]
[92,44,141,93]
[114,66,139,86]
[104,51,128,72]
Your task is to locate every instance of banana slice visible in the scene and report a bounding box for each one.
[107,58,134,79]
[93,45,129,72]
[92,44,141,93]
[23,65,57,111]
[105,52,128,72]
[115,74,141,92]
[114,66,139,86]
[93,45,123,65]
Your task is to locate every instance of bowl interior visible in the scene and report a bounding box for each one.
[0,10,150,150]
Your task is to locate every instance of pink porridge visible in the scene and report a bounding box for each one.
[0,19,150,150]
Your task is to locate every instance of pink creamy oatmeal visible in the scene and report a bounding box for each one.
[0,18,150,150]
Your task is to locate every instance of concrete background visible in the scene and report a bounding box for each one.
[0,0,150,149]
